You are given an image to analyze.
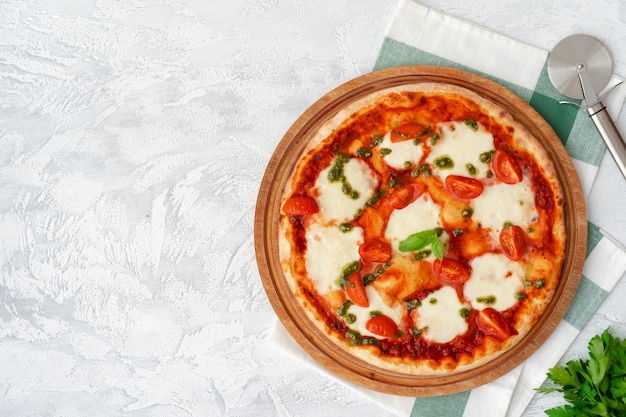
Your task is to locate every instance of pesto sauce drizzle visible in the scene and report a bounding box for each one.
[409,326,428,337]
[479,150,495,164]
[533,278,546,289]
[337,300,356,324]
[328,153,359,200]
[337,260,360,289]
[346,329,378,346]
[362,262,391,286]
[355,147,372,158]
[462,207,474,218]
[365,189,386,207]
[370,134,384,147]
[337,300,353,316]
[434,155,454,169]
[465,118,478,131]
[465,163,478,176]
[411,163,432,178]
[477,295,496,305]
[338,222,353,233]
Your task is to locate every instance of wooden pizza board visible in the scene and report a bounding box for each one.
[254,66,586,396]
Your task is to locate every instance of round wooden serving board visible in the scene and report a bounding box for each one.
[254,66,587,396]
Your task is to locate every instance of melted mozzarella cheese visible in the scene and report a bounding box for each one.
[305,223,363,294]
[380,131,424,169]
[426,121,495,180]
[315,157,378,223]
[464,253,525,311]
[346,286,403,338]
[417,286,469,343]
[385,193,446,254]
[470,176,538,237]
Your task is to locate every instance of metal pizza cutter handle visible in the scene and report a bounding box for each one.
[548,34,626,180]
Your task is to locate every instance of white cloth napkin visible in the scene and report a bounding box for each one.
[268,1,626,416]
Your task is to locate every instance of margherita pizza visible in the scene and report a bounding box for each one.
[278,82,565,375]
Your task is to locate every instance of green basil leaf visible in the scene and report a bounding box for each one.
[431,238,444,261]
[398,230,435,252]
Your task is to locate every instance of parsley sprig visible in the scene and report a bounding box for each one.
[398,228,445,260]
[536,328,626,416]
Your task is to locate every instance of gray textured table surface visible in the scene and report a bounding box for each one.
[1,0,625,416]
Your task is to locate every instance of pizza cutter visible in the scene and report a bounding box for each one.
[547,34,626,179]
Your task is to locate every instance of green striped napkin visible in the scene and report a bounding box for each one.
[371,1,626,416]
[269,1,626,416]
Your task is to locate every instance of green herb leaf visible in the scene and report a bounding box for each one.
[537,328,626,417]
[544,366,579,390]
[398,229,435,252]
[545,406,577,417]
[588,334,610,386]
[399,228,445,261]
[431,238,444,261]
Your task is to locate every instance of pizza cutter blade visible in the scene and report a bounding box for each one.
[547,34,626,180]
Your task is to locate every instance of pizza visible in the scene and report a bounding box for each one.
[277,82,566,375]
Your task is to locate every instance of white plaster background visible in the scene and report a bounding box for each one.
[0,0,624,416]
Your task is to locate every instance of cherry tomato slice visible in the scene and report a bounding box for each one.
[345,274,369,308]
[499,225,526,261]
[388,183,424,209]
[282,195,319,215]
[359,239,392,263]
[445,175,484,199]
[365,314,398,338]
[477,308,511,340]
[492,149,523,184]
[432,258,471,285]
[390,123,427,142]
